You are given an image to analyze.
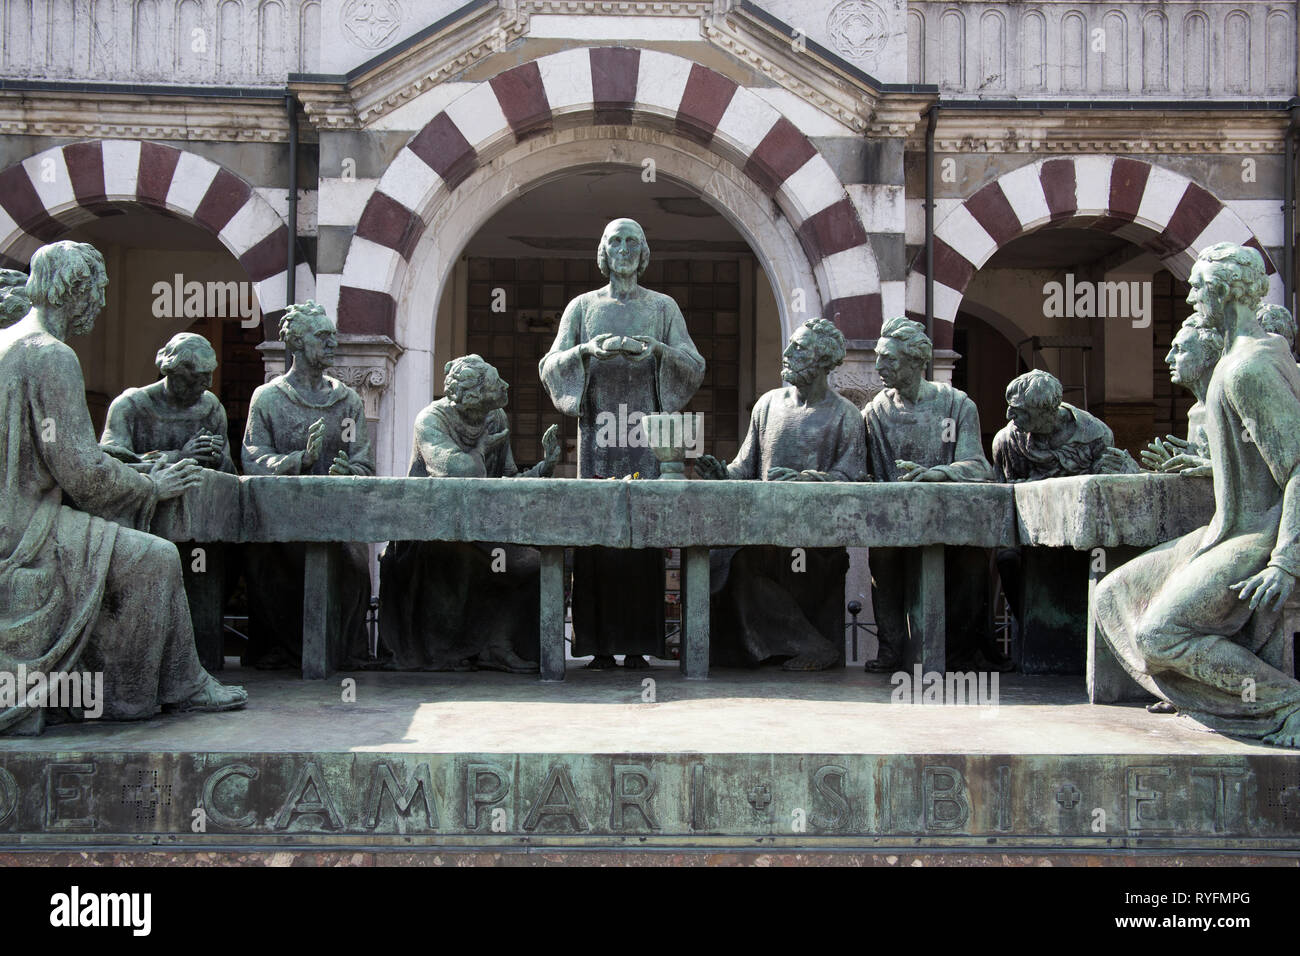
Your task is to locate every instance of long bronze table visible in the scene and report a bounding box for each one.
[1012,473,1218,700]
[153,473,1018,681]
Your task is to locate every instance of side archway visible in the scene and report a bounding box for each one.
[907,156,1280,345]
[0,139,313,313]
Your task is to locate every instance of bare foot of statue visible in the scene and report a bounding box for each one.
[167,674,248,713]
[1261,710,1300,748]
[1146,700,1176,714]
[622,655,650,669]
[586,655,616,670]
[864,656,900,673]
[782,644,841,671]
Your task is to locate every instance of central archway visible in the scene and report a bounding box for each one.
[368,124,842,476]
[336,46,881,342]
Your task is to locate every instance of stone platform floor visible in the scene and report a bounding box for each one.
[0,661,1281,756]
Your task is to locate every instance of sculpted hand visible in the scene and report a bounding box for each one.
[1162,453,1213,477]
[895,459,946,481]
[1140,437,1174,472]
[1230,566,1296,613]
[150,458,203,500]
[768,466,800,481]
[626,335,660,362]
[1098,447,1137,474]
[302,417,326,468]
[328,450,352,476]
[793,470,833,481]
[695,454,728,480]
[584,333,620,360]
[541,424,561,466]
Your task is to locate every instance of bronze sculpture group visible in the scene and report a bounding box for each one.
[4,227,1300,750]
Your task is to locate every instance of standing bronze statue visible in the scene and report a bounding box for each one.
[242,301,374,670]
[1095,244,1300,746]
[540,219,705,669]
[379,355,560,672]
[697,317,867,670]
[0,241,245,734]
[861,316,1002,672]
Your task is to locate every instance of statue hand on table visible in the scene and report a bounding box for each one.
[1161,453,1213,477]
[182,430,223,468]
[1097,446,1139,474]
[767,466,800,481]
[1230,566,1296,613]
[150,458,203,500]
[896,459,948,482]
[301,417,326,469]
[695,455,728,480]
[1140,436,1178,471]
[328,450,355,476]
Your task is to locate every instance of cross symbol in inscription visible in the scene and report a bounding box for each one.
[747,784,772,811]
[121,770,172,823]
[1055,784,1081,810]
[1279,786,1300,814]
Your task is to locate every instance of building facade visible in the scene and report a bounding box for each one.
[0,0,1293,478]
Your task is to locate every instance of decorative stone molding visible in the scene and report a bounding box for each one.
[910,110,1288,155]
[0,92,295,143]
[295,0,916,138]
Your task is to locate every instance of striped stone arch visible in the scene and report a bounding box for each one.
[0,139,313,313]
[338,46,880,339]
[907,156,1281,345]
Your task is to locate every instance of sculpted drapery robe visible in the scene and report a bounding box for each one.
[723,386,868,483]
[863,382,996,666]
[100,383,236,472]
[379,400,542,670]
[1096,334,1300,737]
[540,286,705,658]
[992,403,1122,481]
[711,386,867,667]
[241,375,374,667]
[864,382,992,483]
[0,326,206,732]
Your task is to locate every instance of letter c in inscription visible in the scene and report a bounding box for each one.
[0,767,16,827]
[202,763,259,830]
